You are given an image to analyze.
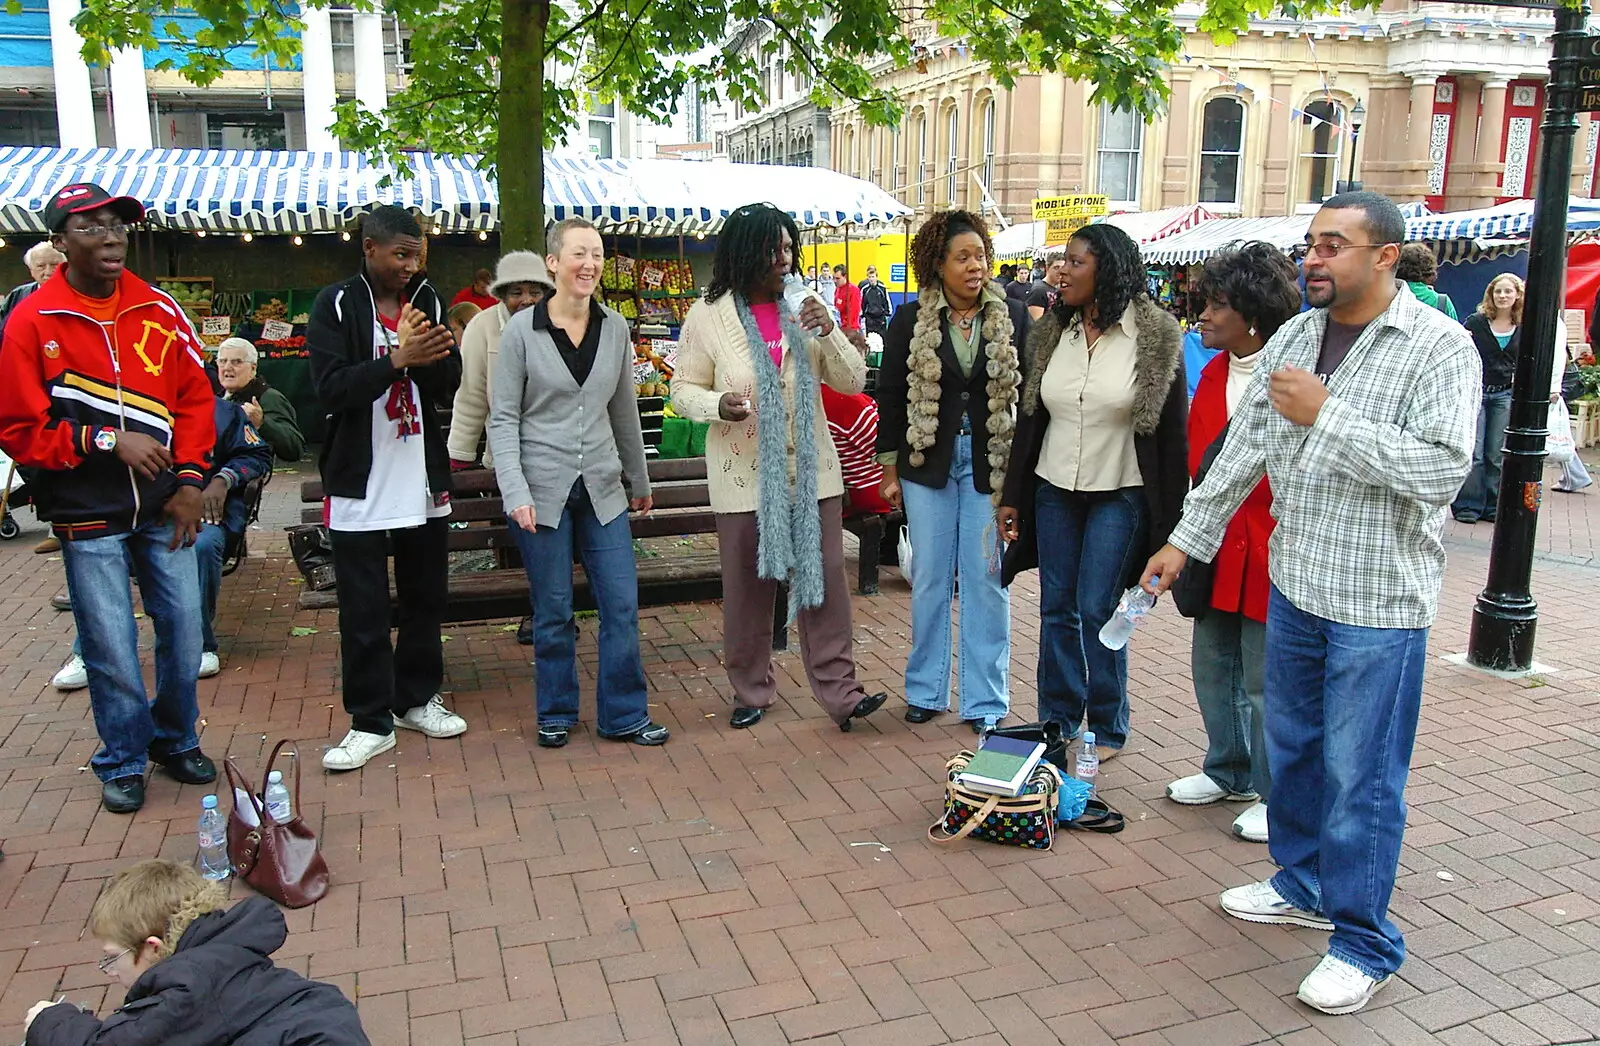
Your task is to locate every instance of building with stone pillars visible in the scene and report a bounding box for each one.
[827,3,1577,227]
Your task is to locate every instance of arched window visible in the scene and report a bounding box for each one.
[1299,100,1345,204]
[1199,97,1245,206]
[946,105,961,205]
[981,98,997,193]
[1096,103,1144,206]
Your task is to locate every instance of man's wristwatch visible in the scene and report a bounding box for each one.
[93,428,118,454]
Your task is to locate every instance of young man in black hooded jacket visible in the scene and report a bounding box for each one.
[308,205,468,771]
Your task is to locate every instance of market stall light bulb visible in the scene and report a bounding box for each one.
[477,230,488,241]
[195,230,206,238]
[695,231,705,240]
[341,230,351,241]
[242,232,254,242]
[0,237,7,248]
[292,235,303,246]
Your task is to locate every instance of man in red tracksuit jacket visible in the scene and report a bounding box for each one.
[0,183,217,815]
[833,265,863,333]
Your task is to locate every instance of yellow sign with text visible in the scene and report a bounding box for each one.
[1032,194,1109,222]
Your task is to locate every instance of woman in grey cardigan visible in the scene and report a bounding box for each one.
[487,218,668,748]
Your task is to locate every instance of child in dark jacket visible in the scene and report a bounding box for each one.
[24,859,369,1046]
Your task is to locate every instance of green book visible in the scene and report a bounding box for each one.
[957,736,1046,797]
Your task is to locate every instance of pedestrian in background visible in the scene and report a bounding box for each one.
[999,223,1187,762]
[216,337,305,462]
[877,210,1029,731]
[833,264,863,333]
[1454,273,1523,524]
[1394,243,1456,319]
[452,268,498,311]
[860,265,893,337]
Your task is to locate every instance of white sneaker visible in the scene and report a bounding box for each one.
[1166,772,1258,806]
[395,694,467,738]
[1232,801,1269,843]
[52,654,87,691]
[1219,880,1333,931]
[322,729,396,771]
[1297,954,1392,1015]
[198,651,221,678]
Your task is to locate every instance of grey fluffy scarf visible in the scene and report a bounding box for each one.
[734,295,825,615]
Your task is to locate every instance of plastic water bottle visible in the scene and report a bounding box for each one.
[1075,731,1100,797]
[1098,583,1157,651]
[197,795,230,881]
[264,770,292,824]
[782,275,821,333]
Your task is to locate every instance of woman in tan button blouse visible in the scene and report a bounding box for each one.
[998,223,1188,760]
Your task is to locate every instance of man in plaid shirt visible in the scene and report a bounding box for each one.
[1144,192,1480,1015]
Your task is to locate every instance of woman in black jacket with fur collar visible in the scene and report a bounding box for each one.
[998,224,1187,761]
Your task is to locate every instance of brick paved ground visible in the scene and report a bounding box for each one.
[1,455,1598,1046]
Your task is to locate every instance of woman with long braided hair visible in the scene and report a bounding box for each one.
[672,203,890,732]
[876,211,1030,731]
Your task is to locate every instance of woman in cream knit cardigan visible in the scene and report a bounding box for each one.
[672,204,890,732]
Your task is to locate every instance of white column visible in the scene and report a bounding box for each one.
[352,6,388,119]
[300,4,338,152]
[47,0,96,148]
[109,46,153,148]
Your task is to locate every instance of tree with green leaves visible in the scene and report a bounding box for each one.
[62,0,1374,250]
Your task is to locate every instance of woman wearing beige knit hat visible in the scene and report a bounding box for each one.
[448,251,555,470]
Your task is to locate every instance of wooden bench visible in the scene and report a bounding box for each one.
[297,458,792,649]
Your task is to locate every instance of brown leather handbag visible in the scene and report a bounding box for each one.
[223,741,330,908]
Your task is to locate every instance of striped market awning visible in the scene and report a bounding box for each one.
[991,204,1217,262]
[0,147,911,237]
[1405,197,1600,242]
[1141,215,1314,266]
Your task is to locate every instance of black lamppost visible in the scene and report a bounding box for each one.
[1467,1,1587,671]
[1347,101,1367,190]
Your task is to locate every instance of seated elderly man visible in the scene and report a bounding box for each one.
[215,337,305,462]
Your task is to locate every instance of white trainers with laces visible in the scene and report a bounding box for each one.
[322,729,396,771]
[1219,879,1333,931]
[1166,772,1258,806]
[395,694,467,738]
[198,651,221,678]
[1297,954,1392,1015]
[1232,801,1269,843]
[52,653,88,691]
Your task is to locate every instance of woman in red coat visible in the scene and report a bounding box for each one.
[1165,242,1301,843]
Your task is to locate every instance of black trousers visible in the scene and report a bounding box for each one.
[328,518,448,735]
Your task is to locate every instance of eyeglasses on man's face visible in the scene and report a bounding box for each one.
[98,947,131,974]
[66,222,130,241]
[1292,241,1389,261]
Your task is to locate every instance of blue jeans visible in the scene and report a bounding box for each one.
[901,434,1010,724]
[1454,388,1512,518]
[1034,482,1149,749]
[1265,585,1428,980]
[1191,610,1269,802]
[192,523,235,655]
[511,480,649,736]
[60,518,203,781]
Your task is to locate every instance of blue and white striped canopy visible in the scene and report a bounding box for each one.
[1141,215,1314,266]
[0,147,911,236]
[1406,197,1600,242]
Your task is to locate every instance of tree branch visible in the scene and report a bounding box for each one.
[548,0,612,51]
[584,0,656,87]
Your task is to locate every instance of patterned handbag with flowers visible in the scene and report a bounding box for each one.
[928,751,1058,850]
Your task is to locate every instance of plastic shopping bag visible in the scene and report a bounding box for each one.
[897,526,913,582]
[1547,398,1576,465]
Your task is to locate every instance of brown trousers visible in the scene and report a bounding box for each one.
[716,497,866,723]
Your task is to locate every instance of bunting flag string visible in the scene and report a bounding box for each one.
[1181,54,1355,142]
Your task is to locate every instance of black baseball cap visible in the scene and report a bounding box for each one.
[43,182,144,233]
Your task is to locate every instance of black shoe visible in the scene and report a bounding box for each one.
[904,706,944,724]
[102,775,145,814]
[537,726,570,748]
[516,616,533,646]
[151,749,217,785]
[50,592,71,611]
[605,721,669,746]
[1453,512,1480,524]
[965,718,993,735]
[730,707,765,729]
[840,692,889,732]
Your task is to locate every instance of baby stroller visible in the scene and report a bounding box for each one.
[0,448,26,540]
